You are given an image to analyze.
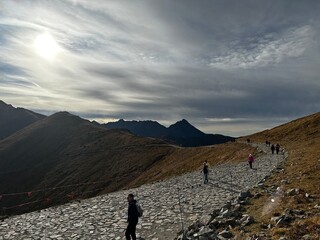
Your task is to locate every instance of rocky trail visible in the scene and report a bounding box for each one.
[0,143,286,240]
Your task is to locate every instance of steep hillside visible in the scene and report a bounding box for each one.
[237,112,320,239]
[104,118,234,147]
[0,112,253,216]
[0,100,45,140]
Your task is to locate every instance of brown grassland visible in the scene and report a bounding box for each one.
[129,142,256,188]
[237,112,320,239]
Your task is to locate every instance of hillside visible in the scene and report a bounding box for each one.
[0,100,45,140]
[0,112,253,215]
[104,118,234,147]
[237,112,320,239]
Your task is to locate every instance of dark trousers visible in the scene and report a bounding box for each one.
[204,173,208,183]
[249,161,253,169]
[125,221,137,240]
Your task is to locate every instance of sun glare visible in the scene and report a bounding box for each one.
[34,33,61,60]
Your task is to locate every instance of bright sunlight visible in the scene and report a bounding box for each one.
[34,33,61,60]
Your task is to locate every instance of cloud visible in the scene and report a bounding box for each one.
[209,26,314,69]
[0,0,320,136]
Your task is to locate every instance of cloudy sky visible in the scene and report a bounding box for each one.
[0,0,319,136]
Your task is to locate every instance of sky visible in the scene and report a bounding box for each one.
[0,0,319,136]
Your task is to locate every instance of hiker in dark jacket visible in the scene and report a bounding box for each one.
[126,193,139,240]
[271,144,275,154]
[202,160,209,184]
[275,144,280,154]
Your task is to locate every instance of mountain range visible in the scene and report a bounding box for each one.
[104,119,234,147]
[1,98,319,231]
[0,100,250,215]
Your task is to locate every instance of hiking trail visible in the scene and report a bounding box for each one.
[0,143,286,240]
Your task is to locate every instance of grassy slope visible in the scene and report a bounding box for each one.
[130,142,255,187]
[238,112,320,239]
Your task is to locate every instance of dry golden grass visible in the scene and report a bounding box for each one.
[130,142,256,187]
[287,216,320,239]
[238,112,320,239]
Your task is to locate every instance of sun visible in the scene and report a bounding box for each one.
[34,33,61,60]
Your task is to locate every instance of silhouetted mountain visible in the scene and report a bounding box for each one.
[104,119,234,147]
[105,119,168,138]
[0,100,45,140]
[167,119,205,138]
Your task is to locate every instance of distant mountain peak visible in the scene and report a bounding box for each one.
[175,119,191,125]
[168,119,204,138]
[104,118,234,147]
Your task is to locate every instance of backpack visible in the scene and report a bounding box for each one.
[136,202,143,218]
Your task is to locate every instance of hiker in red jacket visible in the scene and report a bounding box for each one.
[248,154,254,169]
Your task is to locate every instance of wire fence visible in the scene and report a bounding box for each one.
[0,179,111,216]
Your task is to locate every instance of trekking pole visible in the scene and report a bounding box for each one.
[269,157,272,169]
[255,160,258,178]
[177,187,185,238]
[41,183,47,240]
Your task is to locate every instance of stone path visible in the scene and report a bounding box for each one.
[0,143,286,240]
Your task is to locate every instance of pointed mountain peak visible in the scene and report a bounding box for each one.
[168,119,205,138]
[175,119,191,125]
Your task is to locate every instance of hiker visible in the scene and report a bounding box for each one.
[276,144,280,154]
[247,138,250,144]
[248,154,254,169]
[125,194,139,240]
[202,160,209,184]
[271,144,275,154]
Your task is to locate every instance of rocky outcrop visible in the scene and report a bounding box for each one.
[176,191,255,240]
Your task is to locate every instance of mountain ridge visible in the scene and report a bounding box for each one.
[104,118,234,147]
[0,100,45,140]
